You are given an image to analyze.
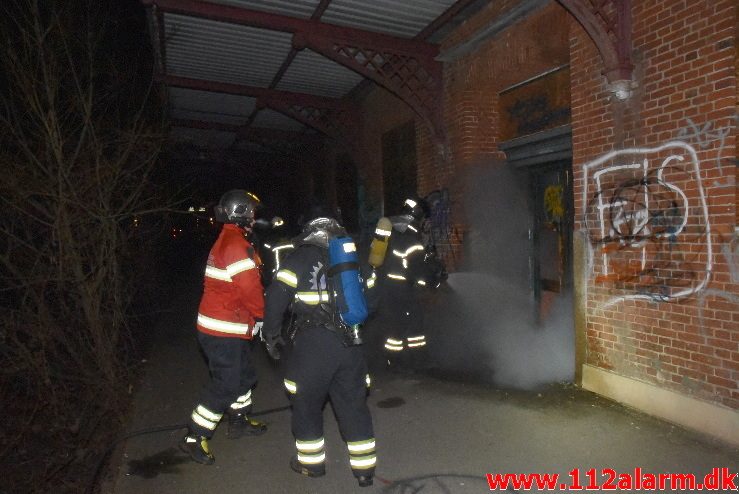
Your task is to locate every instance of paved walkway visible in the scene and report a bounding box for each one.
[104,280,738,494]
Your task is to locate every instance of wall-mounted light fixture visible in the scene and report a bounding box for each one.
[607,79,637,101]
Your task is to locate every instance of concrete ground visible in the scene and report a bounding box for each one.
[104,279,738,494]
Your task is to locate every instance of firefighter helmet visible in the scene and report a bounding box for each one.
[300,204,342,227]
[214,190,261,226]
[402,196,427,222]
[296,205,346,247]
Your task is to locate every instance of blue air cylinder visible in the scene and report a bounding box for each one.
[328,237,369,326]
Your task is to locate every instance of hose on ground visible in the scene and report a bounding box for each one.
[87,405,291,494]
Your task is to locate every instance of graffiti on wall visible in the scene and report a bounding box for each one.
[676,116,737,189]
[423,188,461,264]
[582,142,712,305]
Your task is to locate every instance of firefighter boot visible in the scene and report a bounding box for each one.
[407,347,429,373]
[180,434,215,465]
[357,474,374,487]
[227,412,267,439]
[290,455,326,478]
[386,351,411,374]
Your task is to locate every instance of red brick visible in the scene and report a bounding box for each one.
[354,0,739,411]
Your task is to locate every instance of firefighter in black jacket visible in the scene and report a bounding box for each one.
[372,196,446,370]
[262,212,376,487]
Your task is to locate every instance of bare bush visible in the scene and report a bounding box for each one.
[0,0,167,491]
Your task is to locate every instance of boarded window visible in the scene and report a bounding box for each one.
[499,66,571,141]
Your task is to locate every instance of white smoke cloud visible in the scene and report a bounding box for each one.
[424,162,575,389]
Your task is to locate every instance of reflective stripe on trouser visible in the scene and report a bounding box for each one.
[229,389,252,411]
[188,332,258,438]
[384,336,426,353]
[348,438,377,472]
[384,337,404,352]
[296,437,326,467]
[286,325,375,477]
[380,280,423,354]
[190,404,223,432]
[406,335,426,349]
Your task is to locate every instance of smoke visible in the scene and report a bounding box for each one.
[424,162,574,389]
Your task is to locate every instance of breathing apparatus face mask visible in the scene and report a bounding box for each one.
[402,197,426,223]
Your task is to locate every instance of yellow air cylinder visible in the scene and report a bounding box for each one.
[368,217,392,268]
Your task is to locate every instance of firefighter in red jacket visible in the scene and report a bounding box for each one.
[180,189,268,465]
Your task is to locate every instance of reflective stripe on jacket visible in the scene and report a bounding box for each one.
[382,223,426,285]
[263,243,376,340]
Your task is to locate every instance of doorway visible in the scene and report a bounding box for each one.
[528,160,573,323]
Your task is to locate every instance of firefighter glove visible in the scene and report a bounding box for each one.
[252,318,263,338]
[264,334,284,361]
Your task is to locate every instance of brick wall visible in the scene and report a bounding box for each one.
[354,3,571,270]
[351,0,737,411]
[570,0,738,409]
[435,1,571,270]
[441,2,570,165]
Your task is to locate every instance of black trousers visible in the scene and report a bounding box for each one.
[382,280,423,335]
[285,326,376,477]
[379,280,427,366]
[188,332,258,438]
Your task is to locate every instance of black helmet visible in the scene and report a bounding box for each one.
[402,196,427,221]
[300,203,342,227]
[214,189,261,226]
[296,205,346,247]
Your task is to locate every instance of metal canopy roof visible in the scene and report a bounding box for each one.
[143,0,486,158]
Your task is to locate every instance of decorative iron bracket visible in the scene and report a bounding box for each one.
[255,97,359,149]
[558,0,633,82]
[294,32,446,152]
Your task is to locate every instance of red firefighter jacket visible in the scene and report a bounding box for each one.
[196,224,264,339]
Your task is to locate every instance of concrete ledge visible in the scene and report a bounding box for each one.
[582,364,739,447]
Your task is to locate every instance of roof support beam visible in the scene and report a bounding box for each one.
[310,0,333,21]
[262,0,331,126]
[144,0,447,154]
[172,118,322,163]
[162,74,356,145]
[171,118,323,146]
[415,0,483,41]
[160,74,350,110]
